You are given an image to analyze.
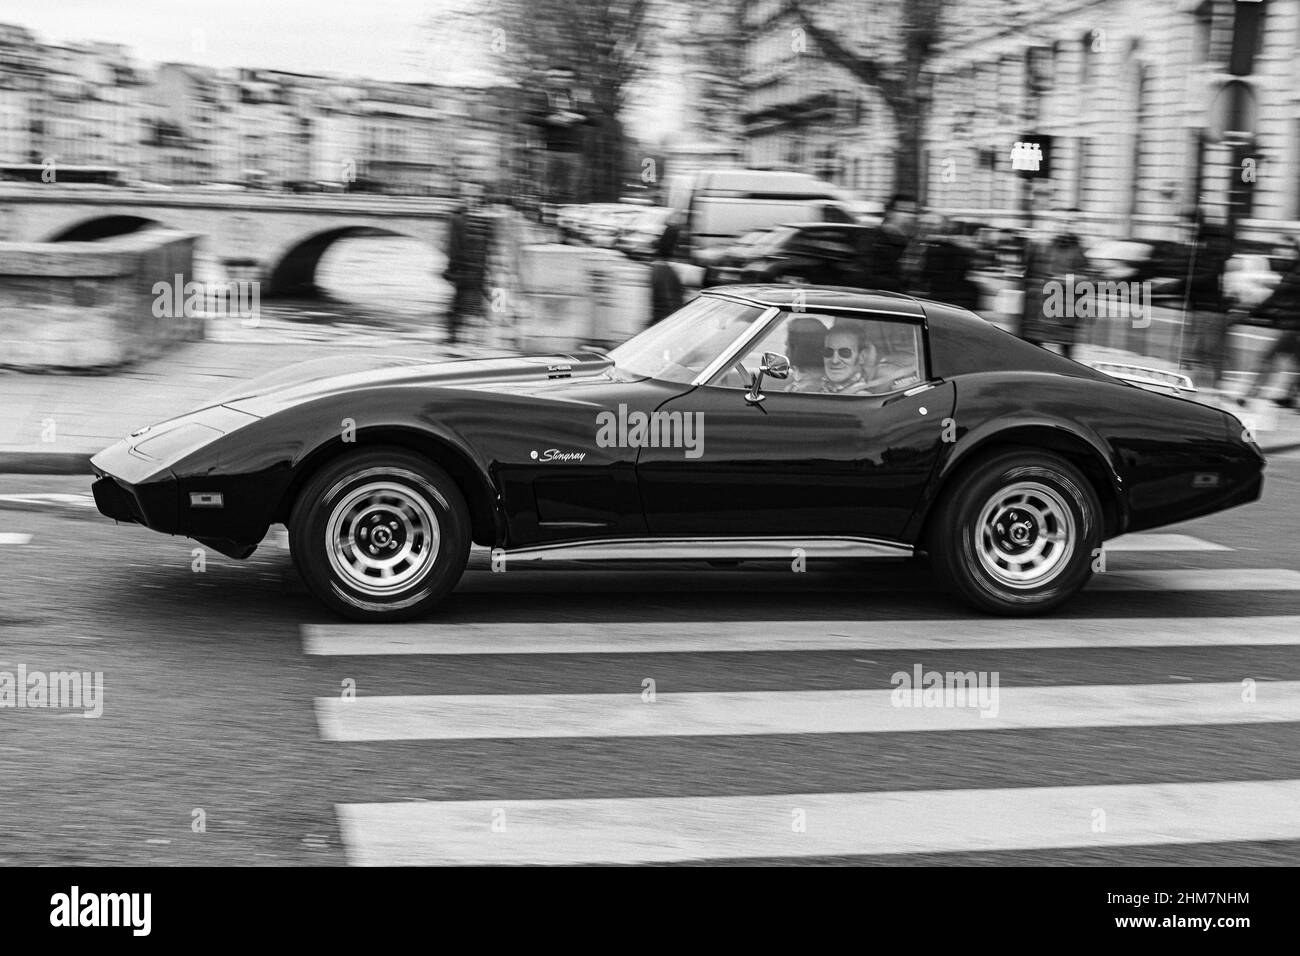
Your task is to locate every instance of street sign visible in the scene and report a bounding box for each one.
[1010,134,1053,179]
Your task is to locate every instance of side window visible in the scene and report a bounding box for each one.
[786,229,837,257]
[821,203,856,224]
[716,312,924,396]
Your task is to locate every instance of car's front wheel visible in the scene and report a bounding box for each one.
[289,448,470,621]
[927,449,1101,615]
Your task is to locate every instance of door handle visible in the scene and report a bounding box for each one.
[885,379,944,406]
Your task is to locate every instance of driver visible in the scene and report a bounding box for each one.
[808,320,880,395]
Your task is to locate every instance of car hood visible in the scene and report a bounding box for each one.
[219,350,618,417]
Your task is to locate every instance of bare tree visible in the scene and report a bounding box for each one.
[786,0,945,195]
[664,0,748,146]
[468,0,654,201]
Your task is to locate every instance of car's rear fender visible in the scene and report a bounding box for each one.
[915,421,1126,542]
[904,377,1128,545]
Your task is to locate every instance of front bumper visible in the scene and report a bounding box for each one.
[89,403,261,539]
[90,472,179,533]
[91,475,147,525]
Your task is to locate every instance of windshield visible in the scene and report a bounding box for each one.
[609,295,767,384]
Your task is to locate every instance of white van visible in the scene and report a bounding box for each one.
[667,169,853,261]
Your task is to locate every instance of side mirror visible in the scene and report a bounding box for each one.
[761,352,790,380]
[746,351,791,404]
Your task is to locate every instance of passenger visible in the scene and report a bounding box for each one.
[783,316,828,392]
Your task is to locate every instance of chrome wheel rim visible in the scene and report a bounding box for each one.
[975,480,1075,588]
[325,480,440,596]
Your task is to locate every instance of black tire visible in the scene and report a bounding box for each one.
[926,448,1101,615]
[289,447,470,621]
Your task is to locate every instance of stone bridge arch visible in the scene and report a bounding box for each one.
[265,225,420,296]
[46,214,165,242]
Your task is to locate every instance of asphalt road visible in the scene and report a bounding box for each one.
[1,456,1299,866]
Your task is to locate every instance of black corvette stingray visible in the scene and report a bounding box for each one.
[91,286,1264,619]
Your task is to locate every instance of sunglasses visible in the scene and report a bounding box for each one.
[823,347,858,359]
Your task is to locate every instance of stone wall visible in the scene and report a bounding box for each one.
[0,229,202,371]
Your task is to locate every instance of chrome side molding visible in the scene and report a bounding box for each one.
[1089,362,1197,397]
[500,535,914,563]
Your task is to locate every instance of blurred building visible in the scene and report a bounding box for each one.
[228,69,324,186]
[19,40,147,172]
[0,21,517,194]
[436,83,517,193]
[312,81,365,186]
[727,0,1300,237]
[0,24,42,164]
[739,0,900,198]
[924,0,1300,238]
[349,80,441,192]
[149,63,235,183]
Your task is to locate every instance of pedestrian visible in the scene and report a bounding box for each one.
[857,193,918,293]
[1237,251,1300,408]
[649,221,684,325]
[442,183,494,347]
[1182,208,1234,391]
[1019,207,1090,361]
[909,214,980,310]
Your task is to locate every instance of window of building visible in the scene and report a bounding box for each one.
[1229,0,1267,76]
[1079,31,1099,85]
[1027,45,1054,97]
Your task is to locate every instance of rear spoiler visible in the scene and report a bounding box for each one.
[1088,361,1197,398]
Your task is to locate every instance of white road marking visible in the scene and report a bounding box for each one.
[303,615,1300,656]
[314,681,1300,742]
[0,533,33,545]
[1087,568,1300,590]
[1103,533,1231,552]
[0,494,94,507]
[337,778,1300,865]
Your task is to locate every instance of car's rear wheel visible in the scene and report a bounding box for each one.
[289,448,470,621]
[927,449,1101,615]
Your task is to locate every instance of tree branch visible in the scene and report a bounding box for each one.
[785,0,901,103]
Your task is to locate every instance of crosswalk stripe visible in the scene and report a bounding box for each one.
[1102,533,1231,552]
[0,533,32,545]
[1087,568,1300,590]
[314,681,1300,742]
[303,615,1300,656]
[0,493,94,506]
[336,778,1300,865]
